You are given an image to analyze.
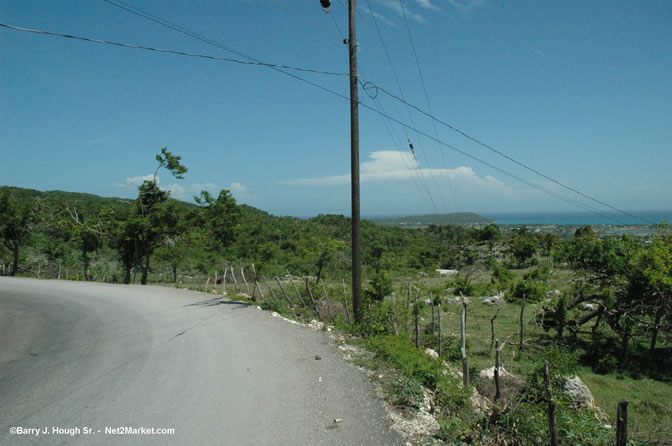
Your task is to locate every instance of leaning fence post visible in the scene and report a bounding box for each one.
[305,277,320,317]
[251,264,257,300]
[241,266,250,293]
[544,361,559,446]
[437,302,442,357]
[342,278,352,325]
[221,267,228,294]
[414,294,420,348]
[520,293,526,351]
[495,338,501,401]
[616,399,629,446]
[286,268,307,307]
[430,290,435,333]
[461,301,469,387]
[319,279,334,321]
[230,266,239,292]
[263,275,277,302]
[275,276,295,308]
[254,280,265,302]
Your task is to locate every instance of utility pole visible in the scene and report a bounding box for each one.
[348,0,362,323]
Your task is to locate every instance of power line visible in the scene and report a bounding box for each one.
[271,0,440,213]
[370,83,652,224]
[357,102,629,224]
[0,23,348,77]
[397,0,458,213]
[109,0,442,214]
[6,12,644,224]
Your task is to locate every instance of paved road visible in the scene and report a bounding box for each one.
[0,278,401,445]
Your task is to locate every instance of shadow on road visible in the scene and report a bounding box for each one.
[185,297,252,310]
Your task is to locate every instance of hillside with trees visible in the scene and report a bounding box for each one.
[1,149,671,444]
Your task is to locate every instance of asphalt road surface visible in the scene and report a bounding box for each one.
[0,278,402,445]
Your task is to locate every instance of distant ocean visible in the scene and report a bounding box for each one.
[481,210,672,226]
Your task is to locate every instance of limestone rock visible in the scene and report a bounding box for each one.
[563,375,595,410]
[424,348,439,359]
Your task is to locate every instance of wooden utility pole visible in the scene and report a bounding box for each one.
[348,0,362,323]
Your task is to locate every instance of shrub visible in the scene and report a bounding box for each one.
[511,279,547,302]
[392,375,424,409]
[358,298,410,338]
[364,271,393,301]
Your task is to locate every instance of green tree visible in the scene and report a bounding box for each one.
[0,188,40,276]
[627,228,672,352]
[509,232,538,268]
[112,148,188,284]
[193,189,240,254]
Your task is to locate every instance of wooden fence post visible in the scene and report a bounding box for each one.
[286,268,306,307]
[320,279,334,321]
[414,295,420,348]
[430,290,435,333]
[490,306,501,354]
[495,338,501,401]
[617,399,629,446]
[437,302,442,358]
[221,267,228,294]
[342,278,352,325]
[251,264,257,300]
[230,266,239,292]
[544,361,559,446]
[305,277,320,318]
[520,293,526,351]
[254,280,265,302]
[461,301,469,387]
[275,276,295,308]
[241,266,250,293]
[263,275,277,302]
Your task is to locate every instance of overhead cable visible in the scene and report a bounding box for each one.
[0,23,348,77]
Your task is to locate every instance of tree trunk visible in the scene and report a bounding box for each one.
[83,251,90,281]
[172,264,178,283]
[11,244,19,276]
[141,255,150,285]
[650,312,662,353]
[124,266,132,284]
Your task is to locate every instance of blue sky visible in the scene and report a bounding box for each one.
[1,0,670,218]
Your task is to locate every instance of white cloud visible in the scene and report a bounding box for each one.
[115,174,157,189]
[161,183,185,199]
[229,182,256,201]
[229,182,247,194]
[190,183,219,194]
[281,151,511,197]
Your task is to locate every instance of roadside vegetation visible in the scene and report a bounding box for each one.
[1,150,670,444]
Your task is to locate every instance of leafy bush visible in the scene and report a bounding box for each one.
[491,262,514,287]
[511,279,547,302]
[392,375,424,409]
[369,335,444,389]
[526,345,578,402]
[364,271,393,301]
[358,298,410,338]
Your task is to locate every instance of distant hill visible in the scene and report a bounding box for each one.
[371,213,493,227]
